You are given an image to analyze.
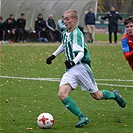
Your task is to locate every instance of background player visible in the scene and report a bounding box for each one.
[101,6,124,44]
[46,9,126,128]
[84,7,96,43]
[121,16,133,70]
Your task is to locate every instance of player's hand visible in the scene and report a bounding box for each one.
[65,60,75,69]
[100,17,104,20]
[46,55,55,64]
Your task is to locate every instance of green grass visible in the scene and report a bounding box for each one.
[0,43,133,133]
[95,34,123,42]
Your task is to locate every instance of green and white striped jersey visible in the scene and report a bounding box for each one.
[62,27,91,65]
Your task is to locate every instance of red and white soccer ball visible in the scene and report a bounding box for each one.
[37,113,54,129]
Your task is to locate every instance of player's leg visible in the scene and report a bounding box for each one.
[91,25,95,43]
[91,90,126,108]
[37,31,41,38]
[0,29,3,42]
[58,84,90,127]
[58,68,90,127]
[109,32,112,43]
[18,28,23,42]
[23,29,28,42]
[114,32,117,43]
[79,63,126,108]
[58,84,83,117]
[89,26,93,42]
[91,90,115,100]
[86,25,92,42]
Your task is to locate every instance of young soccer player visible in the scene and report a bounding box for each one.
[46,9,126,127]
[121,16,133,70]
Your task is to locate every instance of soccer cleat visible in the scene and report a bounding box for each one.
[113,90,126,108]
[76,117,90,128]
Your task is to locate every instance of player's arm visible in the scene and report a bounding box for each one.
[124,51,133,60]
[73,52,84,64]
[121,38,133,61]
[100,13,109,20]
[46,18,55,31]
[65,51,84,69]
[46,44,64,64]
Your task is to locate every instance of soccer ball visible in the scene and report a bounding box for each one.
[37,113,54,129]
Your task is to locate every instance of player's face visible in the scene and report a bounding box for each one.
[64,12,77,32]
[111,7,115,12]
[8,19,12,23]
[10,15,14,19]
[126,22,133,36]
[89,7,93,12]
[21,15,25,19]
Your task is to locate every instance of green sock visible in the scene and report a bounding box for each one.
[100,90,115,100]
[62,96,83,117]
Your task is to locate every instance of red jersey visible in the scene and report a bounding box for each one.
[121,33,133,70]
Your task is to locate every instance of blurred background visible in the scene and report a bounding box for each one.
[0,0,133,41]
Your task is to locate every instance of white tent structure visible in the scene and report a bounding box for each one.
[0,0,98,30]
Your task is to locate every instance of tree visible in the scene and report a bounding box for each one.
[98,0,133,13]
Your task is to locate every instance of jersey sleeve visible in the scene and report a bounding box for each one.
[72,31,84,54]
[121,38,130,53]
[124,52,133,60]
[53,44,64,56]
[73,52,84,64]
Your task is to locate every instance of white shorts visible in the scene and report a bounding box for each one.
[60,63,98,93]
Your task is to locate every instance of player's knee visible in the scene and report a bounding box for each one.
[57,92,62,99]
[58,92,67,100]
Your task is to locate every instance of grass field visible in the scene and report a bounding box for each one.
[94,33,123,42]
[0,41,133,133]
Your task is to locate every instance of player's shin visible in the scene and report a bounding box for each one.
[62,96,83,117]
[100,90,115,100]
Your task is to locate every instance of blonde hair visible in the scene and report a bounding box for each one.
[48,14,53,17]
[64,9,78,19]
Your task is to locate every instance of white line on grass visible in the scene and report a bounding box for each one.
[96,79,133,82]
[97,83,133,88]
[0,75,133,88]
[0,76,60,81]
